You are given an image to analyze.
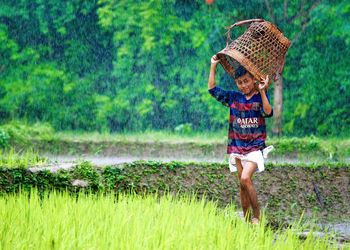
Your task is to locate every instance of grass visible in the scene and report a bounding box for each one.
[1,120,349,160]
[55,130,229,144]
[55,130,349,146]
[1,121,349,152]
[0,190,340,250]
[0,148,47,168]
[56,131,350,159]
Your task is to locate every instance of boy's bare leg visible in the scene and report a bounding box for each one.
[240,161,260,220]
[235,158,251,220]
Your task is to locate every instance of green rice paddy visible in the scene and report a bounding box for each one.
[0,148,47,169]
[0,190,340,250]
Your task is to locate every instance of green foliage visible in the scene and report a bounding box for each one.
[0,0,110,131]
[174,123,193,134]
[0,121,55,146]
[269,136,325,156]
[0,129,9,149]
[0,148,47,168]
[280,1,350,136]
[0,0,349,136]
[0,168,71,193]
[72,161,102,190]
[102,166,124,191]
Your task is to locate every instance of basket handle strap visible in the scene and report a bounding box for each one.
[225,19,265,47]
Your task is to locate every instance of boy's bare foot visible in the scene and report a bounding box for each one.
[251,218,259,225]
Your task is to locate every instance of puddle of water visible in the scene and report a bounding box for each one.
[44,154,227,166]
[318,223,350,238]
[44,154,349,167]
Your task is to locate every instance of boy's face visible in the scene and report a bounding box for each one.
[235,73,256,95]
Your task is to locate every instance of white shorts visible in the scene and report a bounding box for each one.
[228,145,274,173]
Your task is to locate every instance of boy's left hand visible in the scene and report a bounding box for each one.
[258,75,270,92]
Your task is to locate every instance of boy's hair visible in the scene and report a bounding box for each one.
[234,65,250,79]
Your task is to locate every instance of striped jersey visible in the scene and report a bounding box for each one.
[208,86,273,155]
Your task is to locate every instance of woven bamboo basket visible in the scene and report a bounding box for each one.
[216,19,291,81]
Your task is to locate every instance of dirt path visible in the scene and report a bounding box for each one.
[44,154,348,166]
[44,154,226,166]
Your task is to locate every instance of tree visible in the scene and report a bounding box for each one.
[262,0,322,136]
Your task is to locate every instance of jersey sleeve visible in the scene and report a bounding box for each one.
[208,86,237,107]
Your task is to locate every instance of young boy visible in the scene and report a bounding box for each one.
[208,55,273,224]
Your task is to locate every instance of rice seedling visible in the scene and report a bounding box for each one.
[0,190,339,250]
[0,148,47,168]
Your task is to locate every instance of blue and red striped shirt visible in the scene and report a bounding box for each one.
[209,86,273,155]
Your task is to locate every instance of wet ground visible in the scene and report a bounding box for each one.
[44,154,227,166]
[44,154,349,166]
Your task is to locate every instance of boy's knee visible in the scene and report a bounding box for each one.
[240,176,252,187]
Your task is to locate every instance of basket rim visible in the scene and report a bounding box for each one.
[216,49,265,80]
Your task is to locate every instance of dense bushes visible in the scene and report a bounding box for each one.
[0,121,55,147]
[0,0,349,136]
[0,129,9,149]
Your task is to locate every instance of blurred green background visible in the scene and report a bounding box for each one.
[0,0,349,137]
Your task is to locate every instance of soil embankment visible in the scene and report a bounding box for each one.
[110,162,350,221]
[33,138,349,164]
[15,161,350,221]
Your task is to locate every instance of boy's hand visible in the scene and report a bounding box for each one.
[211,55,220,65]
[258,75,270,92]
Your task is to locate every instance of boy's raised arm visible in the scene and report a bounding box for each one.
[208,55,236,107]
[258,75,273,116]
[208,55,220,90]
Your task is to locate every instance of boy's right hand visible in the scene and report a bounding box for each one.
[258,75,270,91]
[211,55,220,65]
